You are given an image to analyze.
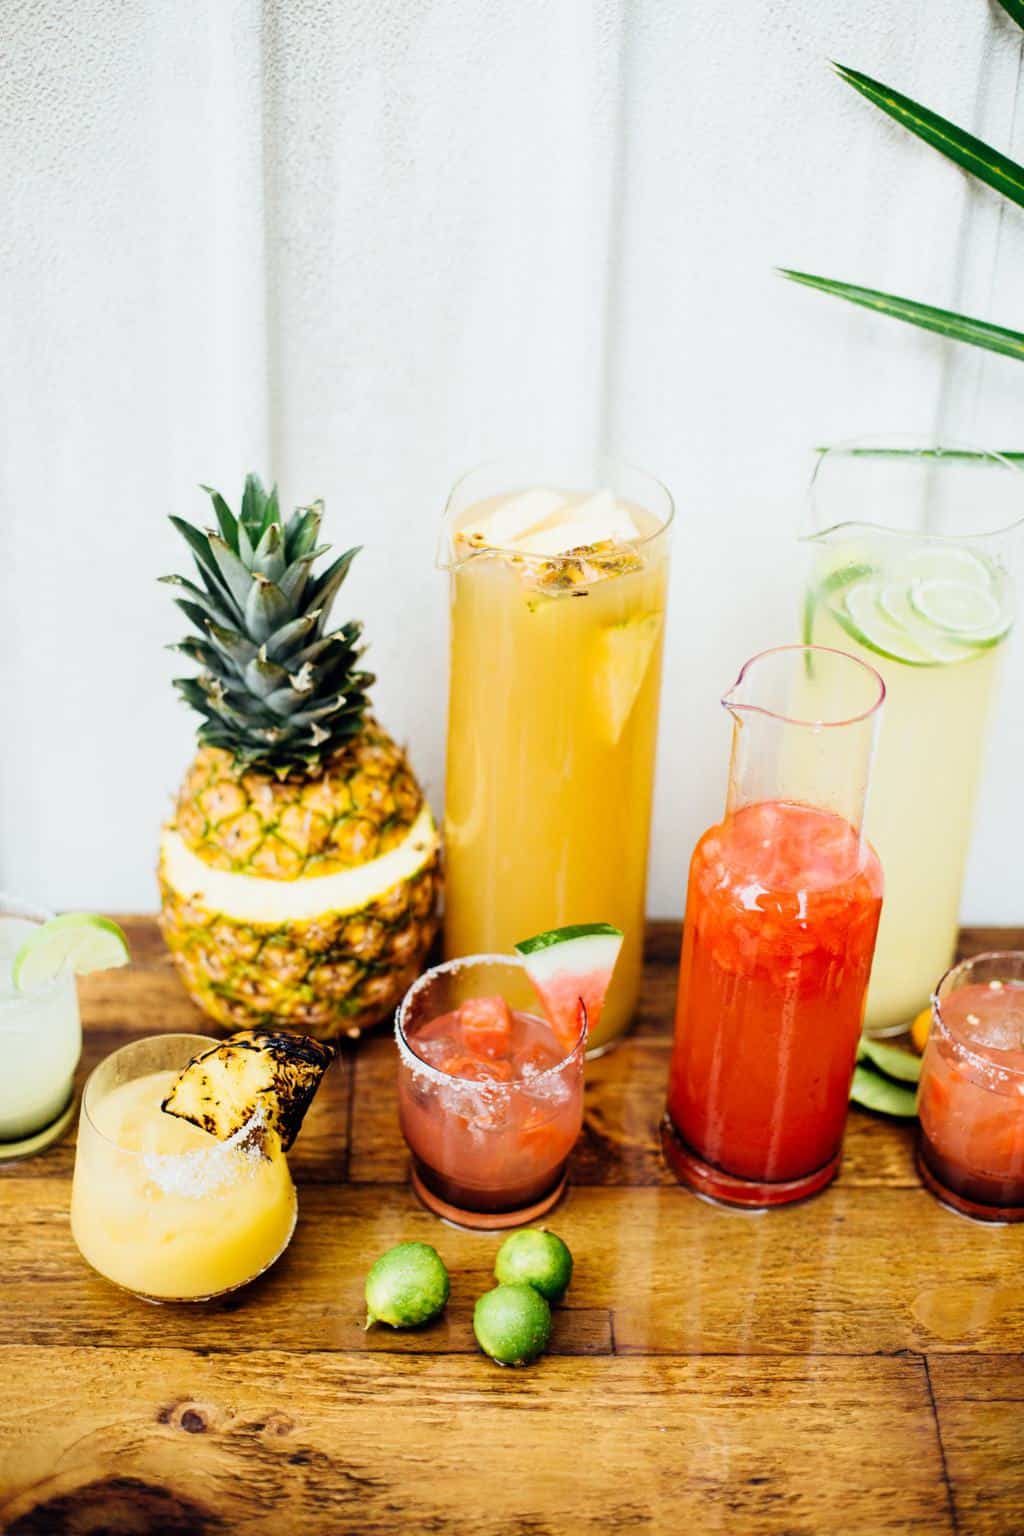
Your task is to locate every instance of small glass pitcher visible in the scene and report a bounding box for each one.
[663,645,885,1208]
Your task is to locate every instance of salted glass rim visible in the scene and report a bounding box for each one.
[722,644,886,731]
[440,453,675,564]
[395,952,588,1089]
[0,894,67,1012]
[930,951,1024,1081]
[81,1031,266,1157]
[807,435,1024,545]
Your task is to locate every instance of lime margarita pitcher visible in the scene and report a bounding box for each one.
[802,440,1022,1037]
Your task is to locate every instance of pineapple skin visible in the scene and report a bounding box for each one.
[159,723,441,1041]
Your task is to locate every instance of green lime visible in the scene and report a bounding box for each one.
[13,913,130,993]
[494,1228,573,1303]
[473,1283,551,1367]
[900,544,994,588]
[909,577,1010,644]
[842,580,936,665]
[849,1065,918,1119]
[857,1036,922,1085]
[364,1242,450,1330]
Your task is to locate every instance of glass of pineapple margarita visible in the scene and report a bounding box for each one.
[71,1034,297,1301]
[0,896,81,1158]
[439,456,673,1053]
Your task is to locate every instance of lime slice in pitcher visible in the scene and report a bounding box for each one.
[909,578,1011,645]
[12,913,130,993]
[841,581,935,665]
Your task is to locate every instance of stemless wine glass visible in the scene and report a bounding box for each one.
[396,955,586,1229]
[71,1034,297,1300]
[0,894,81,1159]
[917,952,1024,1223]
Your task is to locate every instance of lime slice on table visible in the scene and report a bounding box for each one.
[12,913,130,993]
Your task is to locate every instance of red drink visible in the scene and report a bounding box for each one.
[664,800,883,1205]
[396,957,585,1229]
[918,957,1024,1221]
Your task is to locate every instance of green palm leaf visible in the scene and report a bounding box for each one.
[996,0,1024,28]
[779,270,1024,362]
[834,62,1024,210]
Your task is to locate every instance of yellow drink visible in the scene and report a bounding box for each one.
[806,533,1011,1035]
[71,1035,296,1300]
[441,466,672,1050]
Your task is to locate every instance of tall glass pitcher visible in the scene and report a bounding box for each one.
[663,645,885,1208]
[803,440,1022,1037]
[438,455,673,1053]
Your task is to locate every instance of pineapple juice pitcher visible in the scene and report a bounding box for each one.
[439,458,673,1051]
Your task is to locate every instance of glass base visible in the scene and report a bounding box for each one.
[862,1019,913,1040]
[0,1092,76,1162]
[410,1165,568,1231]
[916,1147,1024,1225]
[585,1029,629,1061]
[660,1115,840,1210]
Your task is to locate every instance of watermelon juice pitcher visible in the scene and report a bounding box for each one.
[663,645,885,1208]
[438,456,673,1053]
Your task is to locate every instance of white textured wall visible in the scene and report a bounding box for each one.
[3,0,1024,919]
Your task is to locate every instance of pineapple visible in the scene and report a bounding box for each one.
[162,1030,334,1150]
[158,474,441,1040]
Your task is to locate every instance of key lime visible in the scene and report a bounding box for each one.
[474,1283,551,1366]
[364,1241,450,1330]
[494,1228,573,1303]
[12,913,130,993]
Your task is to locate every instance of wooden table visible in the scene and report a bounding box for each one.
[2,919,1022,1535]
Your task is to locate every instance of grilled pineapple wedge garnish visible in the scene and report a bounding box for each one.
[161,1029,334,1151]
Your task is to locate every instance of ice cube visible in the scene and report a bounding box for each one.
[963,1011,1024,1052]
[460,489,567,549]
[411,1035,460,1070]
[513,494,640,555]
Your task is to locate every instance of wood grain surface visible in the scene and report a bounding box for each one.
[1,918,1022,1535]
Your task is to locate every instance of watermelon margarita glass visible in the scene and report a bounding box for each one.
[396,956,584,1229]
[395,927,622,1229]
[917,952,1024,1222]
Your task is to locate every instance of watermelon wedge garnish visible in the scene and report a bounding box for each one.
[514,923,624,1050]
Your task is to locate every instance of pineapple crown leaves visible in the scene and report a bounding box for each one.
[163,473,376,773]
